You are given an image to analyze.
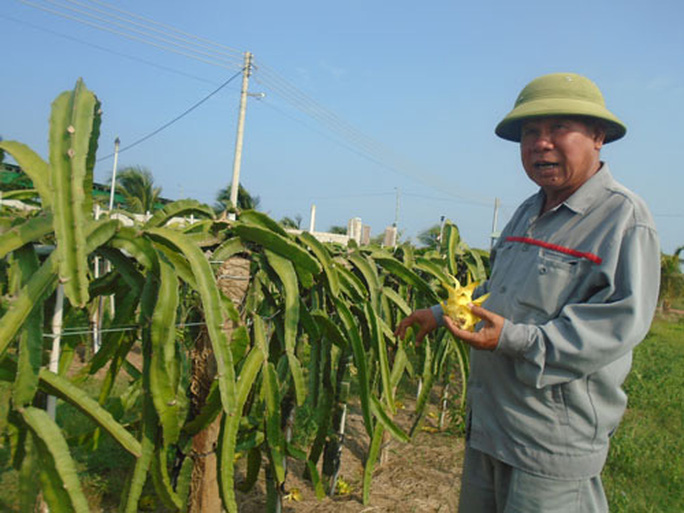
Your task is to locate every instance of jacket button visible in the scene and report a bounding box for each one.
[539,266,547,274]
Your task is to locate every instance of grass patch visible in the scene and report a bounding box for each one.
[603,315,684,512]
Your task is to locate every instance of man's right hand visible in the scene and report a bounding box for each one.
[394,308,438,345]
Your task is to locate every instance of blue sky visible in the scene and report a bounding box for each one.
[2,0,683,252]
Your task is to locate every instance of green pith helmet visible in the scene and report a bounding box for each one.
[495,73,627,143]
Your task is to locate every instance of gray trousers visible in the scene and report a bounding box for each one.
[458,446,609,513]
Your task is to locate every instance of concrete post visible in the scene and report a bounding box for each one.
[228,52,253,220]
[309,204,316,232]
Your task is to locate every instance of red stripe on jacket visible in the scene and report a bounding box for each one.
[505,236,603,265]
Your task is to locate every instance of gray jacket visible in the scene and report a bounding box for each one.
[434,165,660,479]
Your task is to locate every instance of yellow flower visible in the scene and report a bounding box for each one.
[284,488,302,501]
[336,478,353,496]
[441,277,489,331]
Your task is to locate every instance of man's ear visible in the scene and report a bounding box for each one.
[594,124,606,150]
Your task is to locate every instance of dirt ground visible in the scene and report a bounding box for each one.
[69,348,464,512]
[236,401,465,513]
[116,344,465,512]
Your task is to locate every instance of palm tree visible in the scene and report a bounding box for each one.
[328,225,347,235]
[280,214,302,230]
[214,184,260,213]
[417,224,442,249]
[659,246,684,311]
[115,166,162,214]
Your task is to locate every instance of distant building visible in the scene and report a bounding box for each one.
[286,216,372,246]
[348,217,363,243]
[361,225,371,245]
[383,226,398,247]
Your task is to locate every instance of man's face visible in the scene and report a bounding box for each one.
[520,117,605,198]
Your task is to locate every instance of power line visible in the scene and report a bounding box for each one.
[309,191,397,201]
[48,0,243,66]
[62,0,244,58]
[0,13,217,85]
[253,63,494,205]
[256,64,392,159]
[254,95,427,182]
[20,0,244,69]
[17,0,496,206]
[403,192,496,208]
[97,67,245,161]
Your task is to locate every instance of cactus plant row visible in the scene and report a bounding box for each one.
[0,80,488,512]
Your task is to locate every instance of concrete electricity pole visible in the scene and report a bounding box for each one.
[394,187,400,227]
[490,197,501,249]
[108,137,120,212]
[229,51,253,219]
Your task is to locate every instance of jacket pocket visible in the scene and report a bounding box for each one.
[560,379,599,451]
[516,250,586,318]
[551,384,570,426]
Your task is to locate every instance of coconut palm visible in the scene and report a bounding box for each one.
[214,184,260,213]
[659,246,684,310]
[115,166,162,214]
[417,224,442,249]
[280,214,302,230]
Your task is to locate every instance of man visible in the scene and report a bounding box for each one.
[395,73,660,512]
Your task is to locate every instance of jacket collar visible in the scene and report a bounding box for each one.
[536,163,614,216]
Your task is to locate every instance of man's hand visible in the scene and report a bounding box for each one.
[444,304,504,351]
[394,308,437,345]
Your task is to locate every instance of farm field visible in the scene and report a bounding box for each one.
[1,80,682,513]
[1,314,681,512]
[241,313,684,512]
[0,79,482,512]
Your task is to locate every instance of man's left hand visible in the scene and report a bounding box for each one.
[443,304,504,351]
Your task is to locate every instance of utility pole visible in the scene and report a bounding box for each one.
[490,197,501,250]
[108,137,120,212]
[228,52,253,220]
[47,285,65,420]
[394,187,400,227]
[309,204,317,232]
[438,215,446,244]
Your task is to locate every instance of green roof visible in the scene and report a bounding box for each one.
[1,162,171,209]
